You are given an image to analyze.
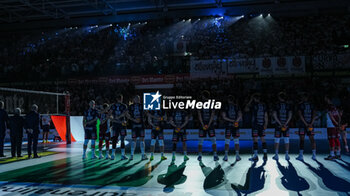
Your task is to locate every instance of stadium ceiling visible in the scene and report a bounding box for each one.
[0,0,349,28]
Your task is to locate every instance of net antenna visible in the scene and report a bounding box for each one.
[0,87,72,144]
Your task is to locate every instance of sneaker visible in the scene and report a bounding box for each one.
[184,155,189,161]
[111,154,115,160]
[172,156,176,162]
[324,155,336,160]
[272,154,279,161]
[82,154,87,160]
[263,153,268,161]
[236,155,241,161]
[335,155,342,160]
[105,154,111,160]
[142,154,148,161]
[33,155,41,159]
[296,154,304,161]
[223,155,228,162]
[249,156,259,162]
[214,155,219,161]
[99,154,104,159]
[150,155,154,161]
[197,155,202,161]
[91,154,97,160]
[161,156,167,160]
[130,155,134,160]
[285,154,290,161]
[121,155,128,160]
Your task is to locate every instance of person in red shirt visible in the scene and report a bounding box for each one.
[324,96,341,160]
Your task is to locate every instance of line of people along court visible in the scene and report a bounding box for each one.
[82,91,348,163]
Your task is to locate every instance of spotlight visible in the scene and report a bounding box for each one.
[138,22,141,24]
[145,22,147,24]
[109,24,113,26]
[241,15,244,18]
[182,19,185,22]
[198,18,201,21]
[268,13,271,16]
[260,14,263,17]
[128,23,131,26]
[95,25,98,27]
[189,19,191,21]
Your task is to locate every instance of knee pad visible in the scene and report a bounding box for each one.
[275,138,280,144]
[284,137,289,144]
[150,139,156,146]
[159,140,164,147]
[198,138,204,145]
[211,137,216,144]
[225,139,230,145]
[234,138,239,144]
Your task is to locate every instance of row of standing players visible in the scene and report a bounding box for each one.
[82,92,348,163]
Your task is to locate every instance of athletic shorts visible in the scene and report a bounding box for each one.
[42,125,50,133]
[298,126,315,136]
[151,128,164,140]
[225,127,240,138]
[132,126,145,138]
[327,128,340,139]
[172,129,187,142]
[199,126,215,138]
[275,126,290,138]
[252,124,265,137]
[111,125,127,139]
[85,127,97,140]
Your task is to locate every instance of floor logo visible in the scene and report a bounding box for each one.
[143,91,161,110]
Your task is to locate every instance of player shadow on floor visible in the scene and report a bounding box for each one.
[157,161,187,193]
[81,159,142,184]
[105,159,163,187]
[230,160,267,196]
[334,159,350,172]
[199,161,228,195]
[276,160,310,196]
[301,160,350,194]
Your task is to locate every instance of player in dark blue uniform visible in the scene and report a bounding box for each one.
[148,110,167,161]
[169,109,189,162]
[245,93,268,162]
[296,93,317,161]
[221,95,242,162]
[272,92,292,161]
[109,94,128,160]
[98,103,111,159]
[127,95,147,160]
[82,100,99,160]
[197,91,218,161]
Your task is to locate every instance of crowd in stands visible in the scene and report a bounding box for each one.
[0,14,349,81]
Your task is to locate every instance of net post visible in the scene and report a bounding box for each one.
[65,92,71,144]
